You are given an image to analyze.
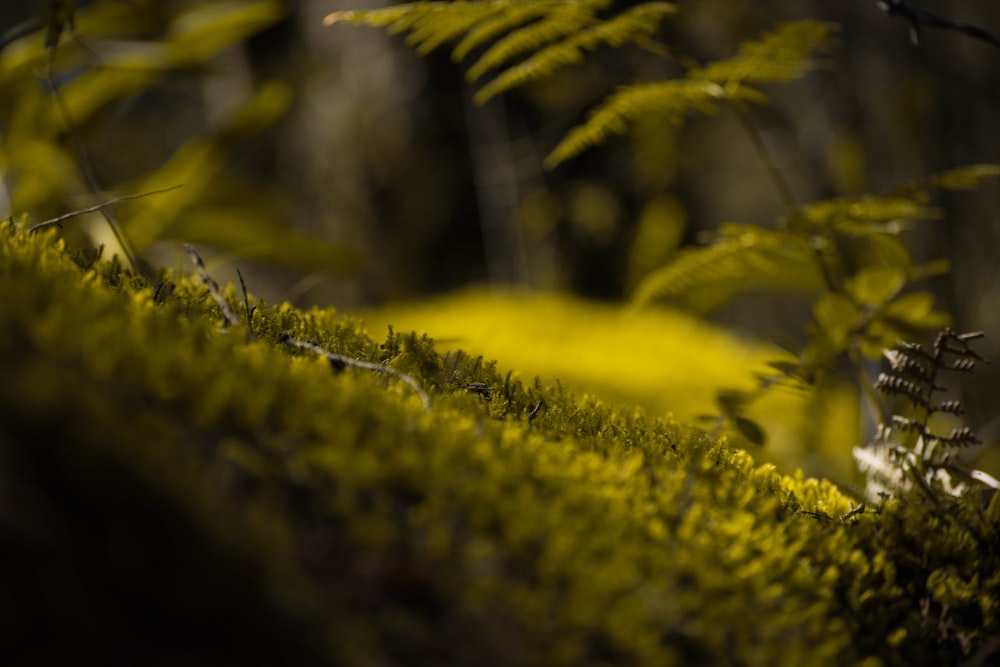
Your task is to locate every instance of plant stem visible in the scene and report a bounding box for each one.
[730,102,798,213]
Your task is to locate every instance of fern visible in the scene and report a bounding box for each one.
[790,194,940,237]
[473,2,677,104]
[929,163,1000,191]
[546,79,726,169]
[546,19,836,166]
[854,329,1000,501]
[329,1,677,107]
[631,224,824,313]
[325,2,500,52]
[452,2,575,62]
[329,6,837,165]
[331,5,1000,466]
[464,0,608,83]
[326,0,661,90]
[690,21,838,86]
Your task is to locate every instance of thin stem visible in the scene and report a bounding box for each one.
[280,334,432,410]
[29,186,183,232]
[852,348,889,430]
[730,102,798,213]
[45,50,142,274]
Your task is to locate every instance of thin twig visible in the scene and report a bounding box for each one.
[28,185,183,232]
[877,0,1000,49]
[279,334,432,410]
[729,102,798,212]
[44,33,142,273]
[183,243,241,327]
[182,244,430,408]
[236,267,255,339]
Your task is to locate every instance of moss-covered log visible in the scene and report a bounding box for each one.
[1,222,997,666]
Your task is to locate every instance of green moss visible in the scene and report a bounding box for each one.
[1,222,997,665]
[362,289,863,480]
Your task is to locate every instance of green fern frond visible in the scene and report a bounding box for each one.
[631,225,825,313]
[324,3,437,33]
[465,0,610,82]
[545,19,828,167]
[472,2,675,100]
[405,2,516,55]
[326,1,504,55]
[452,1,568,62]
[328,1,676,106]
[930,163,1000,191]
[790,195,940,237]
[690,20,838,87]
[545,79,724,168]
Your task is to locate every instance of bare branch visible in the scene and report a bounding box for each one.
[877,1,1000,49]
[28,186,184,232]
[279,334,432,410]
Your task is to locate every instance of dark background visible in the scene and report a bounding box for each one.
[2,0,999,442]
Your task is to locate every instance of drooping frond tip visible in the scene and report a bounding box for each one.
[545,20,837,167]
[323,11,350,26]
[691,20,838,87]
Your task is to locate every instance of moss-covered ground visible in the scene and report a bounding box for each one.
[2,222,998,666]
[362,289,863,481]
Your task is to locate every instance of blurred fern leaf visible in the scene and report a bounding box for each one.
[329,8,834,167]
[546,19,834,166]
[631,225,825,313]
[474,2,677,103]
[930,163,1000,191]
[326,1,676,104]
[465,0,608,82]
[690,21,837,86]
[545,79,725,169]
[790,194,940,237]
[452,2,575,62]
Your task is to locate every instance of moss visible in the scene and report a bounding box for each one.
[362,289,863,480]
[1,222,998,665]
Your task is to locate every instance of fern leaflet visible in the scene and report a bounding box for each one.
[546,79,725,168]
[465,0,609,83]
[929,163,1000,191]
[326,2,509,54]
[855,330,999,500]
[789,194,940,237]
[473,2,677,103]
[690,21,838,87]
[631,225,825,313]
[452,2,572,62]
[327,1,677,106]
[546,19,835,166]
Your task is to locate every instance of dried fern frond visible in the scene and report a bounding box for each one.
[857,329,990,501]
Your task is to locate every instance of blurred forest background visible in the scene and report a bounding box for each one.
[2,0,999,475]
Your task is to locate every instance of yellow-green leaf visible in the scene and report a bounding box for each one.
[930,163,1000,191]
[845,267,906,306]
